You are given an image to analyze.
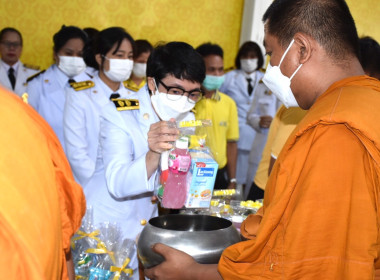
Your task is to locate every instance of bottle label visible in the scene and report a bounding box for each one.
[168,153,191,173]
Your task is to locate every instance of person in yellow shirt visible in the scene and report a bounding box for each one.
[124,39,153,92]
[194,43,239,189]
[248,105,307,200]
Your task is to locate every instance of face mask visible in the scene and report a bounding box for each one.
[240,58,258,73]
[104,57,133,82]
[150,80,195,121]
[58,56,86,77]
[262,39,302,108]
[202,74,225,90]
[132,62,147,78]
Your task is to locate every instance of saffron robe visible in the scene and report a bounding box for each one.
[219,76,380,279]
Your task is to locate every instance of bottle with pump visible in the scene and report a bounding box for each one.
[162,137,191,209]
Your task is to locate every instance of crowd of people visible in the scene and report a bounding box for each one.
[1,0,380,279]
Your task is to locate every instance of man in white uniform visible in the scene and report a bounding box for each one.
[0,27,39,96]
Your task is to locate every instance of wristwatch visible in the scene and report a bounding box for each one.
[229,178,237,183]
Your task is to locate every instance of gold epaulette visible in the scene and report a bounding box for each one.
[259,68,266,73]
[70,81,95,91]
[26,70,45,83]
[123,80,139,92]
[24,63,40,70]
[111,99,140,111]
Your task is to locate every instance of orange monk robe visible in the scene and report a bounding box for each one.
[0,87,85,279]
[219,76,380,279]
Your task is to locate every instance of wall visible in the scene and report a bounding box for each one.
[0,0,244,69]
[346,0,380,41]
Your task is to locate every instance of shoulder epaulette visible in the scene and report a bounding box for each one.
[24,63,40,71]
[26,70,46,83]
[259,68,266,73]
[70,80,95,91]
[111,99,140,111]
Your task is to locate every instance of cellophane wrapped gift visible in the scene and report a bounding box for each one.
[157,119,219,209]
[71,207,135,280]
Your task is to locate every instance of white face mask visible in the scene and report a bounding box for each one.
[58,56,86,78]
[262,39,302,108]
[150,80,195,121]
[132,62,147,78]
[103,57,133,82]
[240,58,258,73]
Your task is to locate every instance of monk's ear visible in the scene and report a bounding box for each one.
[294,32,313,64]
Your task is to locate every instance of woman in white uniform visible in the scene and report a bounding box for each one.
[63,27,146,279]
[220,41,276,188]
[95,42,204,278]
[27,25,91,151]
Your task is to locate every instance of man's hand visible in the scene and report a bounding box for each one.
[144,243,197,280]
[259,115,273,128]
[148,120,179,154]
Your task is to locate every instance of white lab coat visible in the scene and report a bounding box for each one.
[27,64,92,150]
[0,59,39,96]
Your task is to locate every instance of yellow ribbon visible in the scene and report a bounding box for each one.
[86,241,116,264]
[110,258,133,280]
[71,230,102,249]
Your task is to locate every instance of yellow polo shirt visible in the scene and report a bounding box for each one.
[123,78,146,92]
[254,105,307,189]
[194,90,239,168]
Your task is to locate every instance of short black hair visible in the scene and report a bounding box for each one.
[94,27,135,68]
[196,43,224,59]
[147,41,205,85]
[53,25,88,54]
[359,36,380,77]
[0,27,23,46]
[235,41,264,70]
[263,0,359,60]
[134,39,153,60]
[83,27,99,69]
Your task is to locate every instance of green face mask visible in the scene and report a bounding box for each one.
[202,74,225,90]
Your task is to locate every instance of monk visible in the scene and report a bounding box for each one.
[144,0,380,279]
[0,86,85,279]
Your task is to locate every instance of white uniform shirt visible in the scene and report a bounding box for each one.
[27,64,92,151]
[64,74,135,187]
[0,59,39,96]
[220,69,265,151]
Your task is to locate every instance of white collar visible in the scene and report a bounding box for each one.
[1,59,20,73]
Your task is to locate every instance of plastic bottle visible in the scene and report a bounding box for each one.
[162,137,191,209]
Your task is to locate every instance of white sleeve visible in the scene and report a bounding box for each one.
[63,88,95,186]
[247,96,262,132]
[100,108,157,199]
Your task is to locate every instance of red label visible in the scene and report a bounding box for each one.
[196,162,206,167]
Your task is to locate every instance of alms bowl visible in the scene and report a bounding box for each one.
[137,214,241,268]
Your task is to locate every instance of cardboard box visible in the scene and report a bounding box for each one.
[185,157,218,208]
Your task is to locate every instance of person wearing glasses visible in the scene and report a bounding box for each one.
[0,27,40,96]
[98,41,205,278]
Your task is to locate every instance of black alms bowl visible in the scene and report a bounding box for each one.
[137,214,241,268]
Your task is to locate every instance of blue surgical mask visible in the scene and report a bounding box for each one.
[202,75,225,90]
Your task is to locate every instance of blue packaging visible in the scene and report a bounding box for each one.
[185,157,218,208]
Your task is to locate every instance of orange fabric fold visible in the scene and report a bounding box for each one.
[0,87,85,280]
[219,76,380,279]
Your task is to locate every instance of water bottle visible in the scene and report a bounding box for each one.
[162,137,191,209]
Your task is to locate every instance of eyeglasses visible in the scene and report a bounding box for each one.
[0,41,22,49]
[158,80,203,103]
